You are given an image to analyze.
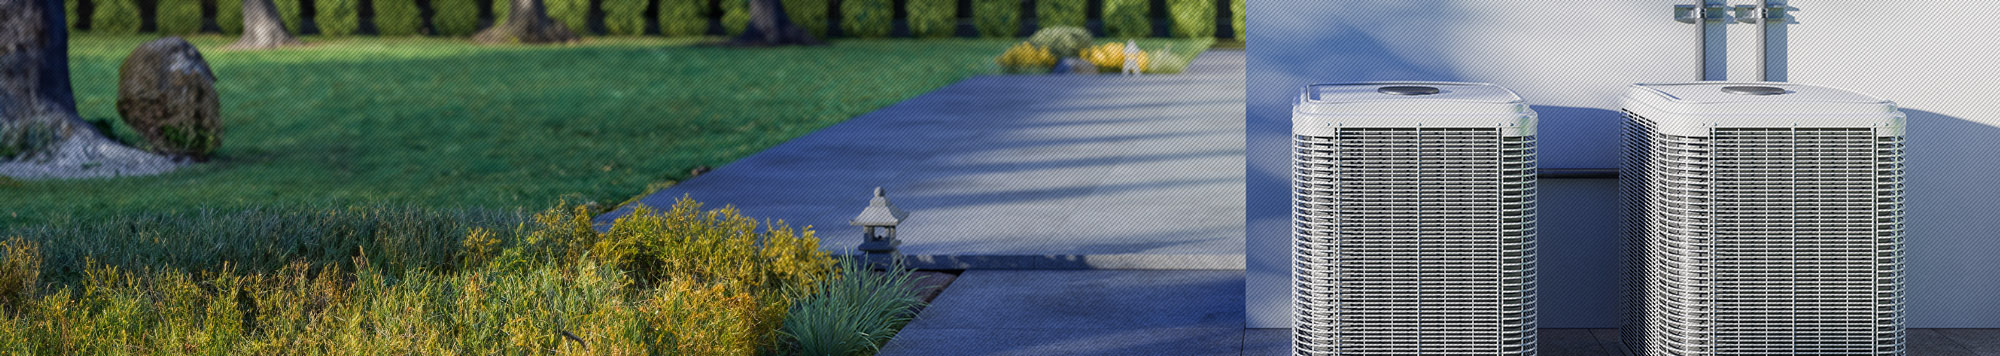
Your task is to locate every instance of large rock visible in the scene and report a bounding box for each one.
[116,37,222,161]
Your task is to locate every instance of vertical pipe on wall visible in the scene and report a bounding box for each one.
[1698,0,1728,81]
[1763,0,1787,81]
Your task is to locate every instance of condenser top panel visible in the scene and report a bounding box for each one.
[1622,82,1904,136]
[1293,81,1535,135]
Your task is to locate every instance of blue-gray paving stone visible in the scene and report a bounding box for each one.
[877,328,1242,356]
[1936,329,2000,356]
[878,270,1245,356]
[598,51,1247,270]
[1243,328,1291,356]
[904,270,1244,330]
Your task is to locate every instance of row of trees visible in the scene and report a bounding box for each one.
[64,0,1241,39]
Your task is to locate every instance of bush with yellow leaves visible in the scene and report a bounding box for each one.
[1081,42,1151,73]
[996,42,1058,74]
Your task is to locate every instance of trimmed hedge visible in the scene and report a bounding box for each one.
[547,0,591,34]
[157,0,204,35]
[904,0,953,38]
[1231,0,1243,41]
[217,0,243,34]
[602,0,648,35]
[782,0,829,38]
[1035,0,1083,29]
[840,0,891,38]
[317,0,361,36]
[658,0,708,36]
[374,0,422,35]
[64,0,78,30]
[431,0,481,36]
[1166,0,1211,38]
[89,0,140,34]
[971,0,1018,38]
[1101,0,1148,38]
[492,0,511,24]
[720,0,747,35]
[276,0,303,33]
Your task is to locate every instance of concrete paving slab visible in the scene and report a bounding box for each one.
[880,328,1241,356]
[1936,329,2000,356]
[1243,329,1290,356]
[903,270,1243,330]
[598,51,1247,270]
[1913,329,1983,356]
[878,270,1244,356]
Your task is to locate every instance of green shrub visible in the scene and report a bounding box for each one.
[0,239,38,314]
[216,0,243,34]
[1034,0,1082,29]
[1027,25,1090,58]
[546,0,590,34]
[971,0,1019,38]
[1231,0,1243,40]
[720,0,748,35]
[492,0,511,23]
[88,0,140,35]
[904,0,954,38]
[63,0,78,30]
[0,199,881,354]
[374,0,423,35]
[431,0,481,36]
[1166,0,1212,38]
[1102,0,1149,38]
[840,0,891,38]
[658,0,709,36]
[782,260,926,356]
[602,0,648,35]
[782,0,829,38]
[156,0,204,35]
[316,0,360,36]
[275,0,302,33]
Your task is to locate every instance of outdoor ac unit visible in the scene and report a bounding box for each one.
[1620,82,1907,356]
[1291,82,1539,356]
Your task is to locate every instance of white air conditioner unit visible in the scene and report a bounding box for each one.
[1620,82,1907,356]
[1291,82,1539,356]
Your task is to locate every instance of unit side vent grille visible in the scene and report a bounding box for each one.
[1620,109,1907,356]
[1294,127,1538,356]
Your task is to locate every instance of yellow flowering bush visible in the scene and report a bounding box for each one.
[1081,42,1151,73]
[997,42,1059,73]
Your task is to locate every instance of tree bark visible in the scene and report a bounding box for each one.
[731,0,822,46]
[226,0,300,50]
[3,0,180,178]
[473,0,577,44]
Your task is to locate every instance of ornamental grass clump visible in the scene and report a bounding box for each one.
[782,259,927,356]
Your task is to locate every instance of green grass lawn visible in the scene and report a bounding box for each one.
[2,36,1026,225]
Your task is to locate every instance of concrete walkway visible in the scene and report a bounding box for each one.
[600,50,1247,270]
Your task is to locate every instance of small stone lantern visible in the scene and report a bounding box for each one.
[851,186,910,270]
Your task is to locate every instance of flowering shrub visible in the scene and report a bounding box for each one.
[1081,42,1149,73]
[996,42,1057,73]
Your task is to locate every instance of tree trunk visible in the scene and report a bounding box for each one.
[2,0,180,179]
[473,0,577,44]
[226,0,300,50]
[731,0,822,46]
